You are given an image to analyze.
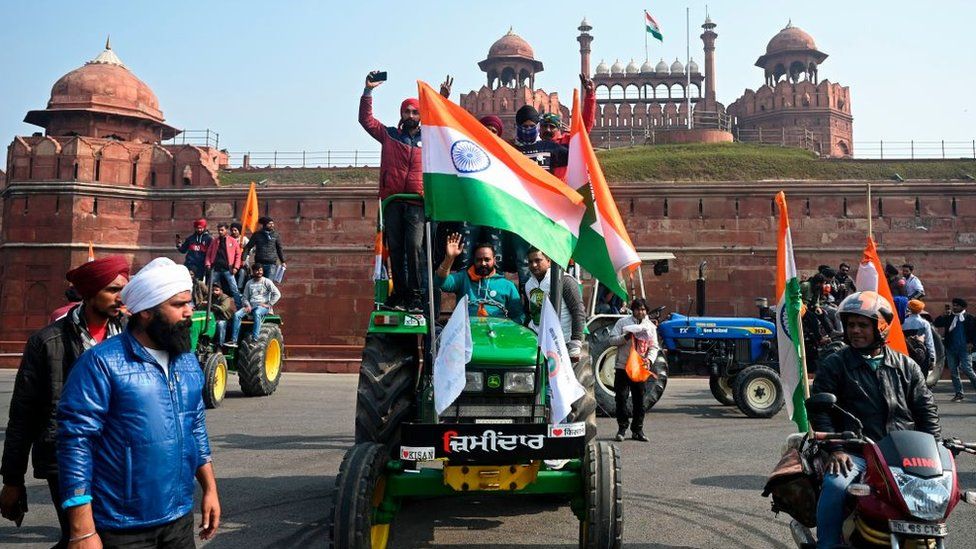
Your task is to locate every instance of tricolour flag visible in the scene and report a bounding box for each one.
[434,296,473,414]
[645,10,663,42]
[774,192,809,432]
[854,236,909,355]
[240,182,260,236]
[566,90,640,298]
[372,231,386,281]
[418,81,585,267]
[539,297,585,424]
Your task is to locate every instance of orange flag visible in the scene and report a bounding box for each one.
[87,241,95,262]
[853,236,909,355]
[625,341,655,382]
[240,182,260,235]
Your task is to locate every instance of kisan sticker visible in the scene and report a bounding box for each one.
[404,315,426,327]
[400,446,435,461]
[548,422,586,438]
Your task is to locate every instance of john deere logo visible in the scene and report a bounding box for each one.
[487,374,501,389]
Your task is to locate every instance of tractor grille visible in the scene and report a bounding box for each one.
[441,395,544,423]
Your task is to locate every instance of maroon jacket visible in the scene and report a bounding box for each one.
[359,95,424,199]
[204,235,242,270]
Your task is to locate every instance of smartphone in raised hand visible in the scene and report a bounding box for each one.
[368,71,388,83]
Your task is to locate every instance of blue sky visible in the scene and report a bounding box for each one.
[1,1,973,157]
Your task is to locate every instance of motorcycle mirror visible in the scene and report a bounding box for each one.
[805,392,837,413]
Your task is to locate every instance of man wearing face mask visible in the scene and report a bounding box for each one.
[435,233,524,324]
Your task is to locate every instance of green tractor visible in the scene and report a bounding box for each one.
[189,282,285,409]
[328,195,621,549]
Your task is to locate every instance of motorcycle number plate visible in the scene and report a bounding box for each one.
[889,520,948,537]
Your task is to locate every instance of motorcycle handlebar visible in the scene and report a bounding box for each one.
[943,438,976,455]
[811,431,861,442]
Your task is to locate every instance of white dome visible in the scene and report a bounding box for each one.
[610,59,624,74]
[670,58,685,74]
[640,59,655,73]
[625,58,639,74]
[595,59,609,75]
[688,58,700,74]
[655,58,669,74]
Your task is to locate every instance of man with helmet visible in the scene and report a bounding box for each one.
[809,290,940,548]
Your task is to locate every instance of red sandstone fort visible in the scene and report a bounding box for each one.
[2,22,972,372]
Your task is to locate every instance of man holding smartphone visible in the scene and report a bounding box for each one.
[359,70,452,313]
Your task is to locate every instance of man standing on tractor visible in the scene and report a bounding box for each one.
[525,247,585,362]
[242,217,286,282]
[176,219,211,281]
[809,290,940,548]
[57,257,220,548]
[1,256,129,547]
[227,264,281,346]
[608,298,658,443]
[436,233,524,323]
[204,222,243,308]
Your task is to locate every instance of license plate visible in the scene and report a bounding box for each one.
[889,520,947,537]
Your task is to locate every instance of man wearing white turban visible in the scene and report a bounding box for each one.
[57,257,221,548]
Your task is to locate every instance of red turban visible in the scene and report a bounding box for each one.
[194,218,207,229]
[66,256,130,299]
[479,115,504,136]
[400,98,420,113]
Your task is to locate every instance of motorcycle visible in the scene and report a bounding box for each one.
[765,393,976,548]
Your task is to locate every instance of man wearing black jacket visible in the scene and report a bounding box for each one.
[243,217,287,281]
[934,297,976,402]
[810,290,940,548]
[0,257,128,547]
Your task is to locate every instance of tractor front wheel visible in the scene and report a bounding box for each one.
[237,324,284,396]
[355,333,416,450]
[328,442,391,549]
[202,352,228,409]
[578,441,623,549]
[708,374,735,406]
[732,364,784,419]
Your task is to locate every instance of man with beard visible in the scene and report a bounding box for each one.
[1,256,128,547]
[436,233,524,324]
[242,217,286,282]
[175,219,211,281]
[524,247,585,361]
[833,262,856,301]
[57,257,219,548]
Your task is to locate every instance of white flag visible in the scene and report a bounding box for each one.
[539,297,585,424]
[434,296,472,415]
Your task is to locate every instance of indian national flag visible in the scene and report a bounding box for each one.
[566,90,640,298]
[418,81,585,266]
[645,10,663,42]
[854,236,909,355]
[774,192,809,432]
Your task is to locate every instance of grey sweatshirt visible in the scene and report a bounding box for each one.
[242,277,281,310]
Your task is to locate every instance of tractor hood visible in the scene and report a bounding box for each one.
[659,313,775,339]
[468,317,539,366]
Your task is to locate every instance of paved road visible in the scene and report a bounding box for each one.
[1,370,974,548]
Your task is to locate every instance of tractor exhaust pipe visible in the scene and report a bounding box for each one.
[696,261,707,317]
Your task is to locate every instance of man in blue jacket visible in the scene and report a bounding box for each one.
[58,257,220,548]
[436,233,524,324]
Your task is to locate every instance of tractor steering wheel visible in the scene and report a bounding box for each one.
[474,297,508,317]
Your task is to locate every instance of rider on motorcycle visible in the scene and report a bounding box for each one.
[809,290,941,548]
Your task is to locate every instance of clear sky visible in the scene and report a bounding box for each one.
[1,0,973,157]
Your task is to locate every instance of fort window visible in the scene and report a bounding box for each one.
[609,85,624,100]
[150,170,157,186]
[131,161,138,185]
[914,197,921,217]
[55,195,60,215]
[670,84,684,99]
[842,197,848,217]
[328,200,333,219]
[877,197,883,218]
[93,197,98,216]
[952,197,957,217]
[202,201,207,217]
[663,198,669,217]
[361,201,366,218]
[805,198,810,216]
[130,200,136,218]
[23,196,28,215]
[595,85,610,100]
[170,201,175,219]
[73,163,79,180]
[94,159,101,181]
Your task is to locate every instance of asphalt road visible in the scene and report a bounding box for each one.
[1,370,974,548]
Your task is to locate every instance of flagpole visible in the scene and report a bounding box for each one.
[644,11,649,63]
[686,7,692,129]
[867,181,873,238]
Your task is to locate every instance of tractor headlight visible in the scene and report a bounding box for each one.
[463,371,484,393]
[503,372,535,394]
[892,468,953,521]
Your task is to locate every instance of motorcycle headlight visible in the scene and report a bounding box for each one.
[891,467,953,521]
[503,372,535,394]
[463,371,484,393]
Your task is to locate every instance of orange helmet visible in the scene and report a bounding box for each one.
[838,290,894,344]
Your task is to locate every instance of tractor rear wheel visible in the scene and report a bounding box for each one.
[578,441,623,549]
[355,333,416,450]
[328,442,391,549]
[593,347,668,417]
[565,346,597,443]
[237,323,284,396]
[708,374,735,406]
[202,352,228,409]
[732,364,784,419]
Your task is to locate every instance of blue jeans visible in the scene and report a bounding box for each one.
[947,346,976,395]
[211,269,242,308]
[214,320,227,343]
[230,306,269,342]
[258,262,278,281]
[817,455,865,548]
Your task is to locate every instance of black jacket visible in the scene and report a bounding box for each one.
[810,346,940,448]
[243,229,286,264]
[933,312,976,348]
[0,307,125,484]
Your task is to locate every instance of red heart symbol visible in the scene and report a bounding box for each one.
[552,429,563,436]
[401,449,409,458]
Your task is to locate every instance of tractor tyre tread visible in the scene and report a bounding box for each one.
[566,348,598,443]
[732,364,784,419]
[202,352,227,409]
[579,441,623,549]
[355,333,417,450]
[237,324,284,397]
[328,442,387,549]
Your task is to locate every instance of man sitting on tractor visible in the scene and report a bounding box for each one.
[810,290,940,548]
[196,284,237,345]
[227,265,281,347]
[525,247,584,361]
[436,232,523,323]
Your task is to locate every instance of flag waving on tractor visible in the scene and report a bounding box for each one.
[774,192,810,432]
[240,181,260,236]
[854,236,909,355]
[418,81,585,267]
[565,90,640,298]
